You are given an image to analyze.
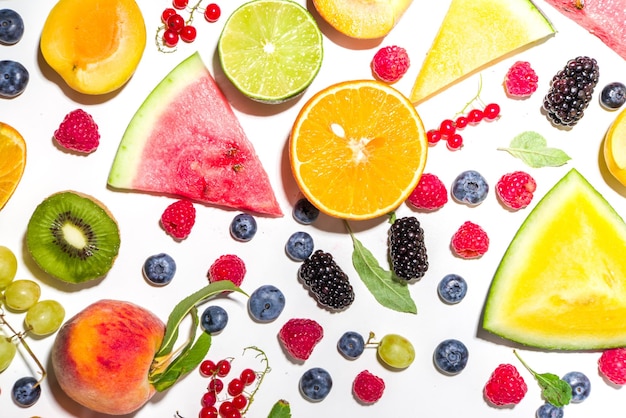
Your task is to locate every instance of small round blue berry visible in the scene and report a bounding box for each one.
[337,331,365,359]
[600,82,626,110]
[536,402,564,418]
[12,376,41,407]
[142,253,176,286]
[451,170,488,206]
[285,231,314,261]
[437,274,467,304]
[562,371,591,403]
[433,339,469,375]
[0,9,24,45]
[248,284,286,322]
[299,367,332,402]
[293,198,320,224]
[0,60,28,98]
[201,305,228,334]
[230,213,257,242]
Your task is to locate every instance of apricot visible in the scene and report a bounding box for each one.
[311,0,413,39]
[51,299,165,415]
[40,0,146,95]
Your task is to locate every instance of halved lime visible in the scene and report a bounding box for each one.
[218,0,324,103]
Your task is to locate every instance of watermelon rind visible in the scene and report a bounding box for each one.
[483,168,626,350]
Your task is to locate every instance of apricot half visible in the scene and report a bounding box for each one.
[40,0,146,95]
[311,0,413,39]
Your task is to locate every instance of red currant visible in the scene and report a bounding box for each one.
[199,406,218,418]
[180,25,197,43]
[200,360,217,377]
[224,409,242,418]
[161,8,177,24]
[167,13,185,32]
[204,3,221,22]
[219,401,236,416]
[467,108,484,124]
[216,359,231,377]
[172,0,189,10]
[439,119,456,137]
[162,28,179,47]
[227,378,245,396]
[232,394,248,410]
[446,134,463,150]
[455,115,469,129]
[426,129,442,145]
[208,378,224,393]
[484,103,501,120]
[201,391,217,407]
[240,368,256,385]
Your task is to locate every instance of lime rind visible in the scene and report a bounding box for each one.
[218,0,323,103]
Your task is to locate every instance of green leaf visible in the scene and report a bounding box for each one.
[268,399,291,418]
[153,331,212,392]
[514,350,572,407]
[498,131,571,168]
[346,222,417,314]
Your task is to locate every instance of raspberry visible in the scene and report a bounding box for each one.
[352,370,385,404]
[388,216,428,280]
[407,173,448,211]
[496,171,537,210]
[208,254,246,287]
[371,45,410,84]
[504,61,539,98]
[484,364,528,406]
[278,318,323,361]
[53,109,100,153]
[298,250,354,310]
[160,199,196,240]
[598,348,626,385]
[451,221,489,259]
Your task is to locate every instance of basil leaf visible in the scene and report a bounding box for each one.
[268,399,291,418]
[498,131,571,168]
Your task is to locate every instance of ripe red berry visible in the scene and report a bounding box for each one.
[240,368,256,385]
[172,0,189,9]
[278,318,324,361]
[201,391,217,407]
[53,109,100,153]
[427,129,442,145]
[455,115,469,129]
[467,108,484,124]
[216,359,232,377]
[451,221,489,259]
[204,3,221,22]
[200,359,217,377]
[599,348,626,385]
[160,199,195,239]
[162,28,179,47]
[352,370,385,404]
[208,377,224,393]
[484,103,501,120]
[446,133,463,151]
[179,25,197,43]
[439,119,456,137]
[484,364,528,406]
[407,173,448,211]
[167,13,185,31]
[161,8,177,24]
[208,254,246,287]
[496,171,536,210]
[199,406,218,418]
[371,45,410,83]
[232,394,248,410]
[219,401,236,417]
[228,378,245,396]
[504,61,539,98]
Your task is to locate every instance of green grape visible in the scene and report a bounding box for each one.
[0,336,17,372]
[4,280,41,311]
[377,334,415,369]
[0,245,18,289]
[25,300,65,336]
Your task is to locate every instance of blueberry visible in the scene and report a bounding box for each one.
[299,367,332,402]
[12,376,41,407]
[536,402,564,418]
[451,170,488,205]
[562,371,591,403]
[437,274,467,304]
[600,82,626,110]
[433,339,469,375]
[293,198,320,224]
[248,284,285,322]
[285,231,314,261]
[201,305,228,334]
[0,9,24,45]
[230,213,257,241]
[142,253,176,286]
[0,60,28,98]
[337,331,365,359]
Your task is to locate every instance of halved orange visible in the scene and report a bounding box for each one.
[289,80,427,220]
[0,122,26,210]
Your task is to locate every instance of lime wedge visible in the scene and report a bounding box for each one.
[218,0,323,103]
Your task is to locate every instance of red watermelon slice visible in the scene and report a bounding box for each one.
[107,52,282,216]
[542,0,626,60]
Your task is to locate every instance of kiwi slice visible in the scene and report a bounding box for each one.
[26,191,120,284]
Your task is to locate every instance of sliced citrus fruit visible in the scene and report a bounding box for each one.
[0,122,26,210]
[604,106,626,186]
[290,80,427,220]
[217,0,323,103]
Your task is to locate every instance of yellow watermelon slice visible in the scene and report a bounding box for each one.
[108,52,282,216]
[483,168,626,350]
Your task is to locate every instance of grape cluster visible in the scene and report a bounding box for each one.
[157,0,222,50]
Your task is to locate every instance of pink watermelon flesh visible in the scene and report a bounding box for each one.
[542,0,626,60]
[108,52,283,217]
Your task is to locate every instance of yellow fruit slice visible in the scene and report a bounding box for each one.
[290,80,427,220]
[410,0,555,104]
[0,122,26,210]
[604,106,626,185]
[483,169,626,350]
[40,0,146,95]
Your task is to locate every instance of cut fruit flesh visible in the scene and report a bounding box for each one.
[0,122,26,210]
[604,106,626,186]
[483,169,626,350]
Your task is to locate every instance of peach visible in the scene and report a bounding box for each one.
[311,0,414,39]
[51,299,165,415]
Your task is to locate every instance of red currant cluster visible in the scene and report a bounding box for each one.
[158,0,222,50]
[198,358,258,418]
[427,103,501,151]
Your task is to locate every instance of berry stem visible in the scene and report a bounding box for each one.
[240,346,271,415]
[458,75,485,116]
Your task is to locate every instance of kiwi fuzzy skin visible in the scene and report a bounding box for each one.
[26,190,120,284]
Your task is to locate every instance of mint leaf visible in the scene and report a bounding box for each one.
[514,350,572,407]
[268,399,291,418]
[346,222,417,314]
[498,131,571,168]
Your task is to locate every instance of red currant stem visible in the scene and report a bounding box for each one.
[240,346,271,415]
[186,0,204,24]
[458,74,485,116]
[0,308,47,385]
[155,25,177,53]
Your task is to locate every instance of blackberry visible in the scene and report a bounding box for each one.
[298,250,354,310]
[543,56,599,127]
[388,216,428,280]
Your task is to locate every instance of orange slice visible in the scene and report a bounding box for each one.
[0,122,26,210]
[290,80,427,220]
